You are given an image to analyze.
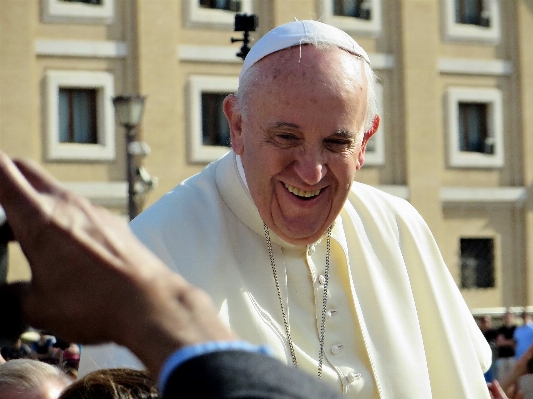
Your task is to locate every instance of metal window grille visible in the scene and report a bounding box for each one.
[58,88,98,144]
[460,238,495,289]
[199,0,241,12]
[333,0,372,20]
[201,92,231,147]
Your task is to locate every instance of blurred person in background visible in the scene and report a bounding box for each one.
[498,311,517,381]
[0,358,71,399]
[59,368,159,399]
[515,312,533,361]
[481,315,498,382]
[1,337,31,361]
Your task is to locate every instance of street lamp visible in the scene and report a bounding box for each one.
[112,95,146,221]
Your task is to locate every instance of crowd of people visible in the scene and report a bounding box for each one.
[479,311,533,398]
[0,332,81,378]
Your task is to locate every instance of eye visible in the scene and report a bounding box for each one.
[324,138,354,152]
[270,132,301,147]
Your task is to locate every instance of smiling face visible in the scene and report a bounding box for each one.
[224,45,377,245]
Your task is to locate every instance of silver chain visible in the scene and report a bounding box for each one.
[263,223,332,379]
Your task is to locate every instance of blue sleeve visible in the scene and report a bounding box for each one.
[158,341,273,391]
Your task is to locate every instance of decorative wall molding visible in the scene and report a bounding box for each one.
[36,39,127,58]
[377,185,409,200]
[440,187,526,206]
[439,58,512,76]
[61,181,127,207]
[178,45,242,64]
[471,306,533,316]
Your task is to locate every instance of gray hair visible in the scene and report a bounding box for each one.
[235,43,378,142]
[0,359,71,393]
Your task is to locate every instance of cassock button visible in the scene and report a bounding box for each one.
[330,344,343,355]
[346,371,361,384]
[307,245,316,256]
[318,275,326,285]
[327,309,337,318]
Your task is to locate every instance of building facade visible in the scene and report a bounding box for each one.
[2,0,533,315]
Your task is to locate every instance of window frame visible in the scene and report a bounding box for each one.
[45,70,115,161]
[446,87,503,168]
[442,0,500,43]
[41,0,114,24]
[317,0,382,36]
[184,0,252,29]
[187,75,238,163]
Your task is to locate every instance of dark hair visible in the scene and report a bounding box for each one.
[59,368,159,399]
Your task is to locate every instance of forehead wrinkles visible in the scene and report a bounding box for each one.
[255,46,364,98]
[252,45,366,119]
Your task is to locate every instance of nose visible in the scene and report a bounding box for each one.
[293,151,328,186]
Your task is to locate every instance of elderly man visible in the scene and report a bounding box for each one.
[80,21,491,398]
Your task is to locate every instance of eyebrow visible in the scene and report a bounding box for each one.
[331,130,356,139]
[271,123,357,139]
[272,122,300,129]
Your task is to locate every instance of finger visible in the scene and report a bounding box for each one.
[13,158,65,196]
[0,152,39,209]
[0,152,44,225]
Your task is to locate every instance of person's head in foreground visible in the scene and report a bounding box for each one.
[0,358,71,399]
[223,20,380,246]
[58,368,159,399]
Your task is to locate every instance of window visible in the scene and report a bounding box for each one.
[446,87,503,168]
[318,0,381,35]
[442,0,500,43]
[188,75,238,163]
[460,238,495,288]
[458,103,494,154]
[455,0,490,26]
[42,0,114,24]
[59,89,97,144]
[199,0,241,11]
[184,0,252,28]
[45,70,115,161]
[201,93,231,147]
[333,0,371,20]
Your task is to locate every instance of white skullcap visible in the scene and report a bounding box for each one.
[239,20,370,81]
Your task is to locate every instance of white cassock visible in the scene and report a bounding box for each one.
[79,151,491,399]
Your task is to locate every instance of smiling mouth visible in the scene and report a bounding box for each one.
[284,183,321,199]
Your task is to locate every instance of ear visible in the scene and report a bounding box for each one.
[223,94,244,155]
[356,114,380,170]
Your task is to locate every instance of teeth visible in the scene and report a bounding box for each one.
[284,183,321,198]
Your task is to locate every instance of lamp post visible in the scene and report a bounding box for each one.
[112,95,146,221]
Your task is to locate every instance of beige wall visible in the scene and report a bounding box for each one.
[3,0,533,314]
